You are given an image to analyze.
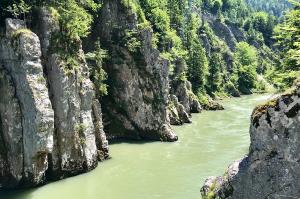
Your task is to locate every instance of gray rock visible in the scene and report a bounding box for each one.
[0,66,23,189]
[92,100,109,161]
[0,19,54,188]
[36,9,100,177]
[201,86,300,199]
[203,12,237,51]
[168,95,192,125]
[171,79,202,115]
[5,18,26,37]
[92,0,177,142]
[200,34,211,58]
[0,12,110,190]
[226,23,246,42]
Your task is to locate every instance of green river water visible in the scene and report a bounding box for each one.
[0,94,274,199]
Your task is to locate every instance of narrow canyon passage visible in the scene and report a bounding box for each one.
[0,94,273,199]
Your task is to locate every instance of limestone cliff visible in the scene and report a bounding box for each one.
[201,85,300,199]
[34,8,107,179]
[0,19,54,189]
[86,0,178,141]
[0,0,180,189]
[0,16,109,189]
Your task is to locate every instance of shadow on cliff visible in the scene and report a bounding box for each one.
[0,188,36,199]
[108,138,158,145]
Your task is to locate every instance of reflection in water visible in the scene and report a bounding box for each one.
[0,94,274,199]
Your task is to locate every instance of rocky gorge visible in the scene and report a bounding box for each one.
[0,0,202,190]
[0,0,299,198]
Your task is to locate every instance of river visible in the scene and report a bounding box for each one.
[0,94,273,199]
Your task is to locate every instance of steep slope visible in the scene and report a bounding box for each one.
[85,0,178,141]
[201,85,300,198]
[0,17,109,189]
[0,0,179,189]
[245,0,291,17]
[0,19,55,188]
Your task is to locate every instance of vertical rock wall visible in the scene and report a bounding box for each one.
[0,15,109,189]
[35,8,108,178]
[0,19,54,188]
[88,0,178,141]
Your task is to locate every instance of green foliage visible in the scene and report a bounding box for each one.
[237,65,257,93]
[255,78,267,92]
[235,42,258,93]
[75,123,87,145]
[121,30,142,53]
[271,1,300,89]
[186,14,208,93]
[268,70,300,90]
[139,0,187,63]
[6,0,31,21]
[235,42,257,66]
[245,23,265,45]
[274,1,300,70]
[197,92,210,106]
[55,0,93,40]
[207,52,224,95]
[212,0,223,14]
[187,40,208,93]
[245,0,291,17]
[1,0,290,97]
[121,0,150,27]
[48,0,99,73]
[244,11,276,44]
[85,40,108,97]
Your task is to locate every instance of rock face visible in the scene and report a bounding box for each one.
[170,58,202,115]
[90,0,178,141]
[0,19,54,188]
[0,65,24,189]
[35,8,101,178]
[201,85,300,199]
[171,80,202,114]
[203,12,237,51]
[0,16,109,189]
[168,95,192,125]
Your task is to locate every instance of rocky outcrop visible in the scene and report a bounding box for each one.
[0,65,24,189]
[168,95,191,125]
[167,59,200,125]
[203,12,237,51]
[200,96,225,111]
[200,34,211,58]
[35,8,108,178]
[0,19,54,188]
[90,0,177,141]
[226,23,246,43]
[201,85,300,199]
[0,15,109,189]
[171,80,202,114]
[170,58,202,116]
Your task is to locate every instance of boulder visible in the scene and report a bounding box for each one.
[201,86,300,198]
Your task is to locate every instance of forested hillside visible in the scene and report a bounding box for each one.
[270,0,300,89]
[245,0,291,17]
[132,0,279,103]
[0,0,286,106]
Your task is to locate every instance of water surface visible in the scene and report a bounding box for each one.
[0,94,273,199]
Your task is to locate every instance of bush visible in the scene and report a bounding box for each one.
[237,65,257,94]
